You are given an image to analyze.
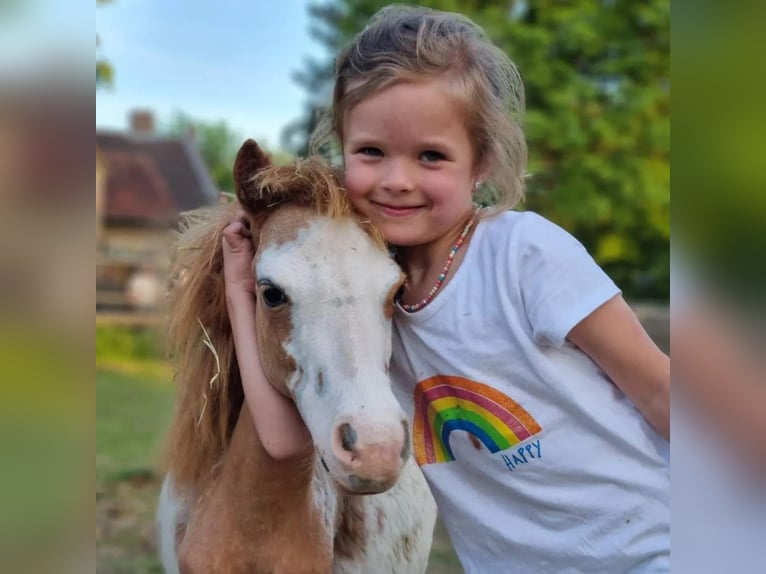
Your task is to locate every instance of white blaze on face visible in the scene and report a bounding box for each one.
[256,216,406,486]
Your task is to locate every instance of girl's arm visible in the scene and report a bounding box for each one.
[567,295,670,440]
[222,214,313,460]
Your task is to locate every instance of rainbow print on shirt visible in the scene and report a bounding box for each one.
[413,375,542,466]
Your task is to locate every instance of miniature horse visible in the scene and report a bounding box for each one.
[157,140,437,573]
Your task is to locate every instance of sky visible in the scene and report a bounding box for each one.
[95,0,325,150]
[0,0,91,74]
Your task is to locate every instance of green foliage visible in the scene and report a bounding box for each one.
[97,1,114,89]
[673,4,766,304]
[96,324,167,363]
[502,1,670,300]
[164,112,294,194]
[294,0,669,299]
[96,58,113,88]
[164,112,242,193]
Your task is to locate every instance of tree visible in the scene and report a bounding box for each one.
[164,112,243,194]
[97,0,114,89]
[498,1,670,300]
[291,0,670,300]
[164,112,293,194]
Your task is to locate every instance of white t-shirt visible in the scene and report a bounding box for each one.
[391,211,670,574]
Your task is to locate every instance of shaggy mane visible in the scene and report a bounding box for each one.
[163,155,384,498]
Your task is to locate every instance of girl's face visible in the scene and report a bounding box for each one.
[342,78,482,249]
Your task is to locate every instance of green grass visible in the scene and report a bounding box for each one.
[96,365,176,485]
[97,362,176,574]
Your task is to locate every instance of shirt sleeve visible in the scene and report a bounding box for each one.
[515,212,621,347]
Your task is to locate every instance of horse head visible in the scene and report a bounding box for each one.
[233,140,409,494]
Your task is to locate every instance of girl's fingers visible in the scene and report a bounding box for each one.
[222,224,244,250]
[236,213,252,239]
[222,212,253,250]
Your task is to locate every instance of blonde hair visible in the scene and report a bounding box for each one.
[311,4,528,211]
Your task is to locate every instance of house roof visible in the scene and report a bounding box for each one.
[97,130,218,225]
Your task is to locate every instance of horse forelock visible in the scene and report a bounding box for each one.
[248,157,386,250]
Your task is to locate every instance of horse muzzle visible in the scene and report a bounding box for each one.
[326,417,411,494]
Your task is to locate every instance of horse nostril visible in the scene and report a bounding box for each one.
[340,422,357,452]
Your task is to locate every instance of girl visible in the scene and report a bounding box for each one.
[224,5,669,573]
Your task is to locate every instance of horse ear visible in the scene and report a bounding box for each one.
[233,139,272,213]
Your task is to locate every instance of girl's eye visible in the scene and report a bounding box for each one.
[358,147,383,157]
[420,150,446,162]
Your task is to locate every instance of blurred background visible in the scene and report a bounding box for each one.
[22,1,764,573]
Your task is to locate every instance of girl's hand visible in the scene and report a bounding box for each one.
[221,211,313,459]
[222,211,256,302]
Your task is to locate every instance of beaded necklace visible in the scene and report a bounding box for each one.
[398,208,479,313]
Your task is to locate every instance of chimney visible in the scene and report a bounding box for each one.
[129,109,155,134]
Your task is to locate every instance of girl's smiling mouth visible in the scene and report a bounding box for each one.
[371,201,424,217]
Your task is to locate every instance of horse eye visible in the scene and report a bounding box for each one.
[262,286,288,307]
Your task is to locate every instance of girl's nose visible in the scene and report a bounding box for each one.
[381,160,414,193]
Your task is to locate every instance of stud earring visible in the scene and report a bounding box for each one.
[473,180,481,191]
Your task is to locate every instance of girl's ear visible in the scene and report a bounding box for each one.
[472,174,488,193]
[233,139,272,213]
[472,157,490,194]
